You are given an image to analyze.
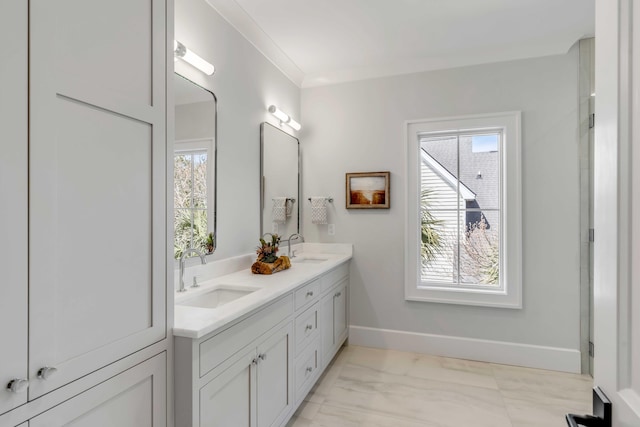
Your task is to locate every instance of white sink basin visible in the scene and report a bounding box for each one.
[292,256,329,264]
[178,286,256,309]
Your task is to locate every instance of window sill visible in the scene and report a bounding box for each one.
[405,285,522,309]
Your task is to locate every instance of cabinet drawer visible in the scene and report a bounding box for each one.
[321,263,349,294]
[199,294,293,377]
[294,339,319,400]
[295,303,318,355]
[294,278,321,312]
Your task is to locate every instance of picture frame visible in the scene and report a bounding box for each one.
[345,171,390,209]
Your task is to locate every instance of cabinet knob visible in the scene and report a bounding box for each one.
[258,353,267,361]
[252,358,258,366]
[306,291,314,297]
[335,291,342,298]
[305,324,313,331]
[305,367,313,373]
[6,379,28,393]
[37,366,58,380]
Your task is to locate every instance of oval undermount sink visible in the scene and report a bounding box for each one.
[178,287,257,309]
[292,256,329,264]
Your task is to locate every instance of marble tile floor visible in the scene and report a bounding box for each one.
[286,345,593,427]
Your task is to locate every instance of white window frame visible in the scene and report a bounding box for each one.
[405,112,522,308]
[174,137,215,261]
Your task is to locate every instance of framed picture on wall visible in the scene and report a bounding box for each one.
[345,171,390,209]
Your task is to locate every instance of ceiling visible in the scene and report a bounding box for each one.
[206,0,595,88]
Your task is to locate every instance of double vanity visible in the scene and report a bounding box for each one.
[173,57,334,427]
[174,244,352,427]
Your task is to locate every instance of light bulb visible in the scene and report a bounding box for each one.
[268,105,289,122]
[287,118,301,131]
[174,40,215,75]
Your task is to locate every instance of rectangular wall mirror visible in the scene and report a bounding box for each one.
[260,122,300,237]
[174,73,217,258]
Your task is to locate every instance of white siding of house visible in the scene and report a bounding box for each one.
[421,160,465,283]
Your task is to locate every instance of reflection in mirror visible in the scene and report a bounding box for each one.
[174,73,217,259]
[261,123,300,237]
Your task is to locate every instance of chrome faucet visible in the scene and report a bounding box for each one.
[178,248,207,293]
[284,233,304,257]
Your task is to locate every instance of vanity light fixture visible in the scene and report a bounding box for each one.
[268,105,301,131]
[174,40,215,76]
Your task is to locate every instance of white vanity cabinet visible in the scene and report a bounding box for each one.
[175,260,350,427]
[0,0,169,424]
[319,265,350,369]
[176,295,294,427]
[199,323,293,427]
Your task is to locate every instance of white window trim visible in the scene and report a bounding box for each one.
[404,112,522,308]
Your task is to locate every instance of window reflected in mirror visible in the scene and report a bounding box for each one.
[174,73,217,259]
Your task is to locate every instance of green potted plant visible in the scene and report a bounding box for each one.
[256,234,280,263]
[206,232,215,254]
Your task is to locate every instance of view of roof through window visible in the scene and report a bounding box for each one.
[419,132,501,287]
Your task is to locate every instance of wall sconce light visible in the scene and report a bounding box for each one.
[268,105,301,131]
[174,40,215,76]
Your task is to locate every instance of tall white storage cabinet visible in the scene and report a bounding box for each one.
[29,0,167,399]
[0,0,170,425]
[0,0,28,417]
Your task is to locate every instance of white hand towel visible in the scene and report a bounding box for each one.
[272,197,287,223]
[310,197,328,225]
[286,198,294,218]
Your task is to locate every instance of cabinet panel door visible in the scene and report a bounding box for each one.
[333,280,348,348]
[256,323,293,427]
[29,353,166,427]
[28,0,166,399]
[319,292,335,368]
[200,349,256,427]
[0,0,28,416]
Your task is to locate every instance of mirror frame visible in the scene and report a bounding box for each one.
[174,72,218,256]
[260,122,301,236]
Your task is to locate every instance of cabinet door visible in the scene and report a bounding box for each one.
[333,279,348,348]
[200,349,257,427]
[320,279,349,367]
[320,292,335,368]
[256,323,293,427]
[0,0,28,415]
[29,353,166,427]
[28,0,167,399]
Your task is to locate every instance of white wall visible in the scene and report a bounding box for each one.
[175,0,300,259]
[301,48,581,353]
[175,101,215,141]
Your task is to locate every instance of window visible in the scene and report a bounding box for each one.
[174,139,213,259]
[405,112,522,308]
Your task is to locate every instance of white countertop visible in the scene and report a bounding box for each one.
[173,243,353,339]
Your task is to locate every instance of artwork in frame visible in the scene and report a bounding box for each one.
[345,171,390,209]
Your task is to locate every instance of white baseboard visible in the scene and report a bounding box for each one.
[349,325,582,373]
